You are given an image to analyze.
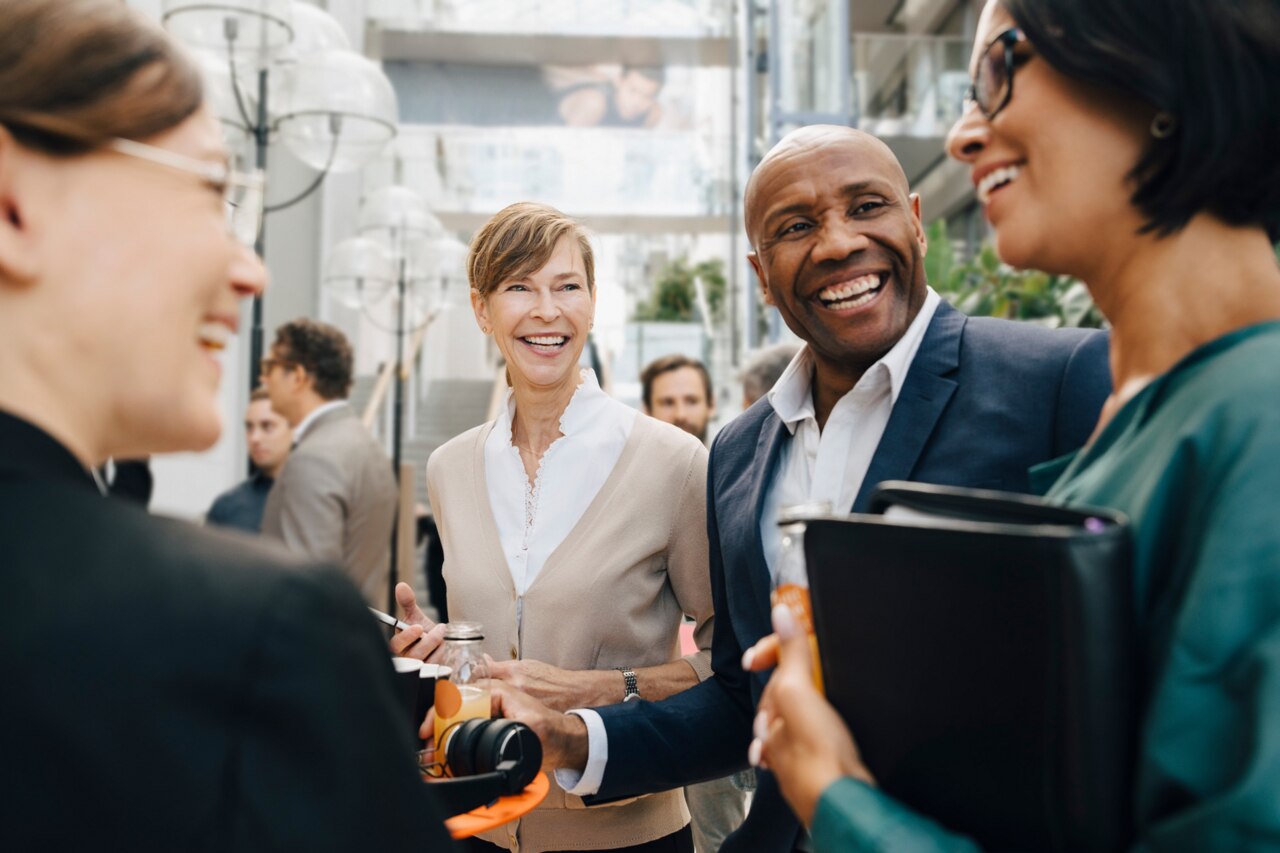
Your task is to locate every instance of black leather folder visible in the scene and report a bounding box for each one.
[803,481,1134,852]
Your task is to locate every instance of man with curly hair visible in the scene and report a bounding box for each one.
[260,319,397,608]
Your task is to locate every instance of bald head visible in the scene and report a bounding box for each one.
[745,125,911,249]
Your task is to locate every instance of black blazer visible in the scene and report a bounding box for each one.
[591,302,1112,851]
[0,412,455,851]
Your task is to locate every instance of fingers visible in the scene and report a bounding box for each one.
[770,603,814,678]
[742,633,780,672]
[389,624,425,658]
[389,621,447,661]
[484,654,514,681]
[396,582,429,626]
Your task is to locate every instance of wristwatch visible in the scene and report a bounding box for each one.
[616,667,640,702]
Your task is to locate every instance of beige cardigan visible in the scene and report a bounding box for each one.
[426,414,714,852]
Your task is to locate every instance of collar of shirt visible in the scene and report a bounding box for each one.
[493,369,609,449]
[767,287,942,435]
[291,399,346,445]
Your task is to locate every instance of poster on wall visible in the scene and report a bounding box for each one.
[387,61,694,130]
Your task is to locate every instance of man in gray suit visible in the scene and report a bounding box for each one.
[260,319,396,608]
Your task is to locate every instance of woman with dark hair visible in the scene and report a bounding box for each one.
[0,1,454,847]
[743,0,1280,848]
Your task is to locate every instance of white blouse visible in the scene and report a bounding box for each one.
[484,370,637,599]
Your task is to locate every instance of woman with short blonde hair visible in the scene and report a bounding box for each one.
[399,202,713,853]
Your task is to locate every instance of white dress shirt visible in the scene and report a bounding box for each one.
[558,288,942,797]
[291,400,346,445]
[760,288,941,580]
[485,370,636,607]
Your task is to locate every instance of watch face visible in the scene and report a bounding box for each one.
[623,692,641,702]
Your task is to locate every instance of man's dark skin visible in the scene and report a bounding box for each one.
[399,125,936,771]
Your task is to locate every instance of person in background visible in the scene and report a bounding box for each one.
[206,387,291,532]
[639,351,743,852]
[641,354,716,445]
[738,343,801,409]
[259,318,397,608]
[0,1,455,847]
[558,65,666,129]
[393,202,714,853]
[748,0,1280,848]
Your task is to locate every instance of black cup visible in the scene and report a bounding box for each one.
[391,657,423,737]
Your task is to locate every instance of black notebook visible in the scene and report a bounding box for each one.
[802,481,1134,852]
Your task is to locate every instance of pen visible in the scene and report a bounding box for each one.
[368,606,415,633]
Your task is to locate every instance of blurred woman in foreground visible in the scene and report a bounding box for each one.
[0,1,452,847]
[746,0,1280,848]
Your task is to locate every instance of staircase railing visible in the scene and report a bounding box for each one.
[362,316,434,432]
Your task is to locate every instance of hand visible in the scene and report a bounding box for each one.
[485,655,614,712]
[421,681,589,773]
[387,582,446,661]
[746,604,874,827]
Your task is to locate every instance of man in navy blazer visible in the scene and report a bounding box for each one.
[476,125,1111,852]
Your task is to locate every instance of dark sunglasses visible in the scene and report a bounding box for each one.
[965,27,1031,120]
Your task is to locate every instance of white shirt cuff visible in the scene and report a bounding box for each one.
[553,709,608,796]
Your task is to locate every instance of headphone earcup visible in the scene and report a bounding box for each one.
[445,718,489,777]
[472,719,515,775]
[497,722,542,792]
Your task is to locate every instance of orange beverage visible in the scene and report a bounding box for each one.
[771,583,824,693]
[434,682,492,766]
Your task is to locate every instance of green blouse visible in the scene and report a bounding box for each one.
[811,322,1280,851]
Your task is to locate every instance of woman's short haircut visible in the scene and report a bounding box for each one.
[0,0,203,155]
[1004,0,1280,240]
[468,202,595,298]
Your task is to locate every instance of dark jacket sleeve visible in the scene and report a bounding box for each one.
[1053,330,1111,456]
[228,567,457,851]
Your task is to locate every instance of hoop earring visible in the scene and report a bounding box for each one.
[1150,112,1176,139]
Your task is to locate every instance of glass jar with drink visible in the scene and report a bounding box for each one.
[433,621,491,774]
[773,502,831,692]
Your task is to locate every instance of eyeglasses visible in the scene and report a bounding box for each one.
[107,137,265,249]
[259,356,297,375]
[964,27,1030,121]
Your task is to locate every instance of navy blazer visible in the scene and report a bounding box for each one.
[590,301,1112,851]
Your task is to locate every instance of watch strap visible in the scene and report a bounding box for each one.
[615,666,639,701]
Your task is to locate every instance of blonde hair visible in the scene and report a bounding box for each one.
[468,202,595,297]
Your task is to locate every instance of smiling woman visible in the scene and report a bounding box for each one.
[395,202,715,853]
[0,1,455,846]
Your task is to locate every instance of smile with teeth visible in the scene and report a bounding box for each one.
[198,321,231,352]
[977,164,1021,204]
[521,335,568,351]
[817,273,884,310]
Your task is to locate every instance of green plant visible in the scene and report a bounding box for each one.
[633,257,727,323]
[924,220,1106,328]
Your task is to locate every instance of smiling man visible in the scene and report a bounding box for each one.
[438,125,1114,853]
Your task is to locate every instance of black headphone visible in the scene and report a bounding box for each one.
[430,718,543,817]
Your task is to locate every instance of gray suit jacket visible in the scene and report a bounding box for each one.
[262,403,397,608]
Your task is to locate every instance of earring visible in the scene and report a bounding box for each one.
[1150,112,1176,139]
[481,325,490,335]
